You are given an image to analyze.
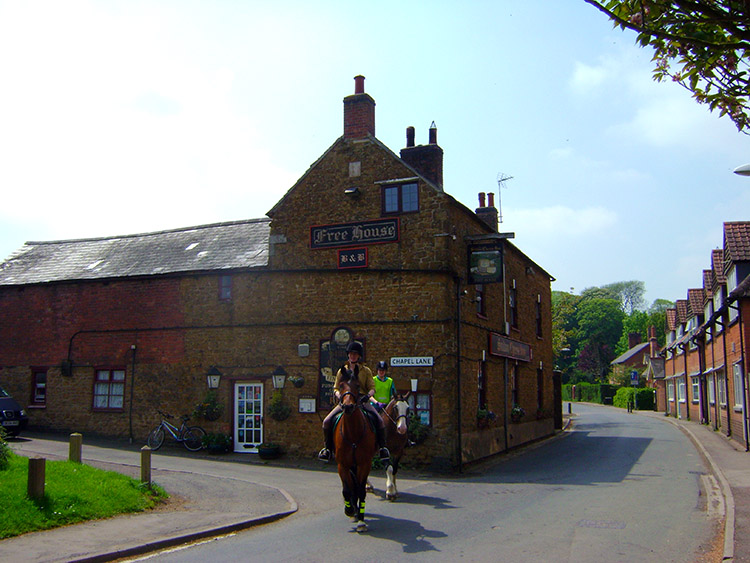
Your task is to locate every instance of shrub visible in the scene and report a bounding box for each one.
[0,428,10,471]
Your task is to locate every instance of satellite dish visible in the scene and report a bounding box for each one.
[733,163,750,176]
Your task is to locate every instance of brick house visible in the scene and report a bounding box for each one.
[662,222,750,451]
[0,76,555,469]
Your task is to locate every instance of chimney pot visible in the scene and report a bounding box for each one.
[429,121,437,145]
[406,126,415,148]
[478,192,486,208]
[487,193,495,208]
[354,75,365,94]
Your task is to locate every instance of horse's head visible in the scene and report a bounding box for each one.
[338,365,361,413]
[391,392,411,435]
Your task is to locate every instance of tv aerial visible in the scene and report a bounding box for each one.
[496,172,513,223]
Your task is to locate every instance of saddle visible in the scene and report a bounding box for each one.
[333,401,378,433]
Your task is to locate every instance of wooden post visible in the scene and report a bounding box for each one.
[69,432,83,463]
[141,446,151,486]
[27,457,45,500]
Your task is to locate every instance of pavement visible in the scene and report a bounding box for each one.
[1,408,749,562]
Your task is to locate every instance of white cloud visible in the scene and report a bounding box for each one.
[511,206,618,238]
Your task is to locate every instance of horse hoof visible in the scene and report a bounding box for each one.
[365,483,373,493]
[386,493,397,501]
[356,522,368,533]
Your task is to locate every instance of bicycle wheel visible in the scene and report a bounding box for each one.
[182,426,206,451]
[147,426,165,450]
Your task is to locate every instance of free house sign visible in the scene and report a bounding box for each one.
[310,218,400,250]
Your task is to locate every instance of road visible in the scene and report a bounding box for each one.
[142,404,721,562]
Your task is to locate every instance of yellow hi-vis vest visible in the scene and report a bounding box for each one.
[373,376,395,404]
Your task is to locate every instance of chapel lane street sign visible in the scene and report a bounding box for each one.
[310,218,400,249]
[390,357,434,367]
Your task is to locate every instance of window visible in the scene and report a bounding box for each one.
[219,275,232,301]
[475,284,486,317]
[537,368,544,410]
[407,392,432,426]
[535,296,542,338]
[708,374,716,405]
[705,301,714,342]
[691,377,700,404]
[383,182,419,214]
[668,380,675,402]
[718,369,726,406]
[509,283,518,329]
[31,369,47,406]
[678,380,686,403]
[714,288,725,333]
[733,363,744,410]
[511,363,519,406]
[93,369,125,410]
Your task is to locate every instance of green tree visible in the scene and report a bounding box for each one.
[575,297,625,381]
[584,0,750,134]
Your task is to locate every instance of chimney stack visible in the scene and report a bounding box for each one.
[343,75,375,139]
[399,123,444,190]
[475,191,498,232]
[628,332,641,350]
[648,326,658,358]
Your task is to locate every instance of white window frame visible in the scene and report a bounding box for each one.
[691,376,700,404]
[667,380,675,402]
[718,369,727,406]
[708,374,716,405]
[733,363,744,410]
[678,380,687,403]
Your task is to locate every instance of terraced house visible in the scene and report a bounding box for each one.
[658,222,750,451]
[0,77,556,469]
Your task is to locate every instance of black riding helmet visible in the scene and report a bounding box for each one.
[376,361,388,371]
[346,340,364,356]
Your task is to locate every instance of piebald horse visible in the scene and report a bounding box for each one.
[367,393,410,500]
[333,367,377,533]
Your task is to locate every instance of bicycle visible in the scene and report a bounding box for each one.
[146,410,206,452]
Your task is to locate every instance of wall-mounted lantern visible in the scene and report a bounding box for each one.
[272,366,288,390]
[411,378,419,393]
[206,366,222,389]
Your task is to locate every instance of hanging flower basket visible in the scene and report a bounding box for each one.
[193,390,224,421]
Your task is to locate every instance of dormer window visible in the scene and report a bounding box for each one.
[383,182,419,214]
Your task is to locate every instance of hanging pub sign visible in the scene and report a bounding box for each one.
[468,242,503,284]
[310,218,399,249]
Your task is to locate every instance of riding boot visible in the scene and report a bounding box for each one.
[318,425,334,462]
[376,425,390,463]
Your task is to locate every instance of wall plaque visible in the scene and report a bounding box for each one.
[489,332,531,362]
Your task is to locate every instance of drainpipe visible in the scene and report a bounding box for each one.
[721,313,731,437]
[678,342,689,420]
[455,276,463,473]
[128,344,137,444]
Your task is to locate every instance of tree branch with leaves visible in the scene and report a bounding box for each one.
[584,0,750,133]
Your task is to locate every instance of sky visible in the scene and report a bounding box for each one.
[1,0,748,307]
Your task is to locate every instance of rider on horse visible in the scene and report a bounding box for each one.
[373,360,397,409]
[318,341,391,463]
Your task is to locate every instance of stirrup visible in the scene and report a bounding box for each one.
[318,448,332,462]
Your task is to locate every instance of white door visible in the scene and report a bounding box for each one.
[234,382,263,453]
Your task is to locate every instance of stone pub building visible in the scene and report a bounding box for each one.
[0,77,555,469]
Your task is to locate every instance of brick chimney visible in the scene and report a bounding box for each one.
[343,75,375,139]
[400,122,444,190]
[475,192,499,232]
[628,332,641,350]
[648,326,658,357]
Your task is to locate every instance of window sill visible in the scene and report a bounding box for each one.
[27,404,46,410]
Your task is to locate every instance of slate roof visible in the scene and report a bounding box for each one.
[0,218,270,286]
[611,342,650,365]
[724,221,750,263]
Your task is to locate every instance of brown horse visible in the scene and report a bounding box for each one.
[333,367,377,532]
[367,393,410,500]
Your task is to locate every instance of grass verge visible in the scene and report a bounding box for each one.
[0,451,168,539]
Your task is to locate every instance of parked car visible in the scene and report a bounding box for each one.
[0,386,29,437]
